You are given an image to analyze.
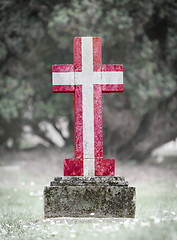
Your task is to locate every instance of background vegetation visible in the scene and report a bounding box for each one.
[0,0,177,161]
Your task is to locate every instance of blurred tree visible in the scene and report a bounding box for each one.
[0,0,176,161]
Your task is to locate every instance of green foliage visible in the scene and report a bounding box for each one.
[0,77,34,121]
[0,0,176,150]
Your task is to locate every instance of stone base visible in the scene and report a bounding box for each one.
[44,177,136,218]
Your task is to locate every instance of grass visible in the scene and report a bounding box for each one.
[0,179,177,240]
[0,147,177,239]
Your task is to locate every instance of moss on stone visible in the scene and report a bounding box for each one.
[44,177,136,218]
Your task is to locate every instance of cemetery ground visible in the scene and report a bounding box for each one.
[0,147,177,240]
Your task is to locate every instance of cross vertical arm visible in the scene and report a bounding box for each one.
[74,85,83,160]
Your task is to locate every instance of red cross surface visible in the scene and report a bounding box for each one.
[52,37,123,176]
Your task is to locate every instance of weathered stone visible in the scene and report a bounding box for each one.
[44,177,136,218]
[51,176,128,186]
[45,36,136,219]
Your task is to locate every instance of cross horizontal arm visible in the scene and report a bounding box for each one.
[102,64,123,72]
[101,64,123,92]
[52,64,74,93]
[52,64,74,72]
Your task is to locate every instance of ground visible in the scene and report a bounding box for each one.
[0,147,177,239]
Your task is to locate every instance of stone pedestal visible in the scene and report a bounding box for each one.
[44,177,136,218]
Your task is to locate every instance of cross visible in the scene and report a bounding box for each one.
[52,37,123,177]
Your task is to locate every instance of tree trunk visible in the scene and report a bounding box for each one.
[103,90,177,161]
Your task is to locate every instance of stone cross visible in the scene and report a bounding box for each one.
[52,37,123,177]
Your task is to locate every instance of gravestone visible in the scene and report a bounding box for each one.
[44,37,136,218]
